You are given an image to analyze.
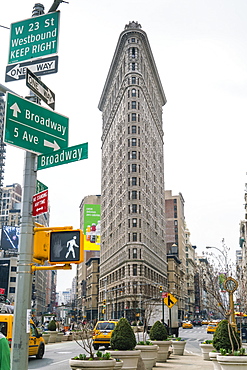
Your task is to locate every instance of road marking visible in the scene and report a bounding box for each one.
[50,359,71,365]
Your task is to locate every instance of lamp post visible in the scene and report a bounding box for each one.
[206,243,228,273]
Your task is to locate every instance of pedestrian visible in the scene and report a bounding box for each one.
[0,332,10,370]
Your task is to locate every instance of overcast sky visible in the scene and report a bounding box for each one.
[1,0,247,291]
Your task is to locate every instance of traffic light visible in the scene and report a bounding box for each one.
[102,309,105,314]
[33,229,50,263]
[103,299,106,308]
[159,286,163,293]
[49,229,84,264]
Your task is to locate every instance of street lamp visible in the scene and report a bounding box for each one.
[206,244,228,273]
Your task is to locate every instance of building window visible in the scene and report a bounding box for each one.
[132,113,136,121]
[10,277,16,282]
[132,126,136,134]
[132,191,137,199]
[133,248,137,258]
[132,101,136,109]
[132,218,137,227]
[133,264,137,276]
[132,164,137,172]
[132,89,136,97]
[133,233,137,242]
[132,177,137,186]
[132,151,137,159]
[131,38,135,42]
[11,266,17,272]
[132,138,137,146]
[9,287,15,293]
[132,204,137,213]
[132,76,136,84]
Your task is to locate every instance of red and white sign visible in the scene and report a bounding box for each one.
[162,292,168,299]
[0,288,5,295]
[32,189,48,217]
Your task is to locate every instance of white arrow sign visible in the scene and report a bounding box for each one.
[5,56,59,82]
[44,139,60,151]
[10,102,21,117]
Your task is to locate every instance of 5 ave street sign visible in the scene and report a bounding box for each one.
[37,143,88,170]
[164,293,178,309]
[26,68,55,109]
[4,92,68,154]
[8,11,60,64]
[5,56,59,82]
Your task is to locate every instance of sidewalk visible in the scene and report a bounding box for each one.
[153,351,214,369]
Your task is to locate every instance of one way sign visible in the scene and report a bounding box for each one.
[164,293,178,308]
[26,68,55,110]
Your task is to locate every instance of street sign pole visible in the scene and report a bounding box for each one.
[11,151,37,370]
[11,6,41,369]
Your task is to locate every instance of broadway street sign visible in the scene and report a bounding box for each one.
[4,92,69,154]
[37,143,88,170]
[5,56,58,82]
[26,68,55,109]
[8,11,60,64]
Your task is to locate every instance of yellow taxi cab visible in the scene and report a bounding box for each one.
[201,319,209,325]
[92,320,118,350]
[207,322,218,334]
[182,321,193,329]
[0,314,45,359]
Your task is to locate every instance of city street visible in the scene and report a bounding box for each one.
[27,326,212,369]
[178,325,213,354]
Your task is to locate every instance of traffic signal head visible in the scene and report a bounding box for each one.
[49,229,84,264]
[159,286,163,293]
[103,299,106,307]
[33,229,50,264]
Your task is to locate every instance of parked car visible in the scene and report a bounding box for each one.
[92,320,118,350]
[182,321,193,329]
[207,322,218,334]
[192,319,202,326]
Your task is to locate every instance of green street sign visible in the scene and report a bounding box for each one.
[37,143,88,170]
[8,11,60,64]
[36,180,48,193]
[4,92,69,154]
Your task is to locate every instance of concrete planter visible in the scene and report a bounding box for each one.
[200,343,214,360]
[135,344,159,370]
[62,334,73,341]
[217,354,247,370]
[41,333,50,344]
[108,350,141,370]
[56,332,64,342]
[47,330,57,343]
[171,340,186,355]
[114,360,123,369]
[151,340,171,362]
[69,358,116,370]
[209,351,221,370]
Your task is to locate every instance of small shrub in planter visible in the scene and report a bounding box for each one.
[110,317,136,350]
[137,340,153,345]
[212,320,241,352]
[48,319,57,331]
[149,321,168,341]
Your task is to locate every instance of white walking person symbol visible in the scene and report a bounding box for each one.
[65,236,79,259]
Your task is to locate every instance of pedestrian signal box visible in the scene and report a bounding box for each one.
[49,229,83,264]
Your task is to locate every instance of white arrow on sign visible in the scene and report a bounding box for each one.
[10,102,21,117]
[44,139,60,151]
[7,60,56,80]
